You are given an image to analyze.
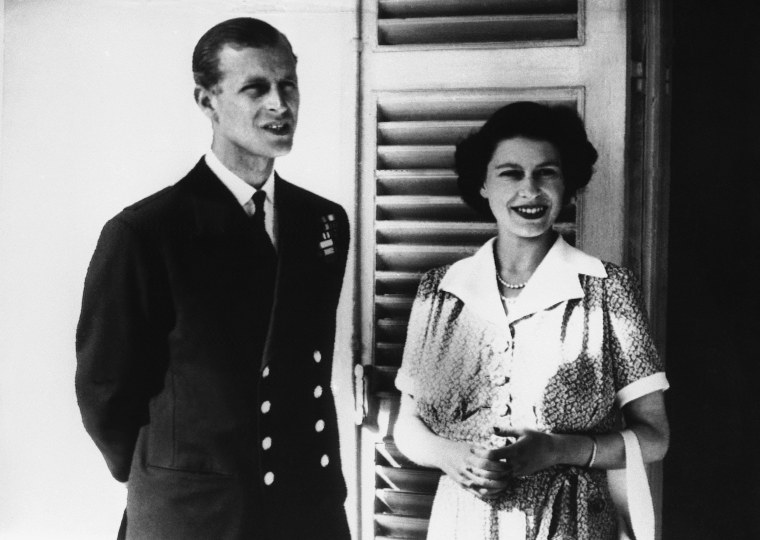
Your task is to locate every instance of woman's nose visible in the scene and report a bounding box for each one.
[520,176,541,196]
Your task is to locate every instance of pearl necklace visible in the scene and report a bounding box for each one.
[496,272,527,290]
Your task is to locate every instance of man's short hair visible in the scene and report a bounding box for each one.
[192,17,296,90]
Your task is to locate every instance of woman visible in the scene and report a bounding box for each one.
[394,102,669,540]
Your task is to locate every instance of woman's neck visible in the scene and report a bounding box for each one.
[494,231,557,281]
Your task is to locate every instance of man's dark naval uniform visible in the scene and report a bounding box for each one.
[75,151,350,539]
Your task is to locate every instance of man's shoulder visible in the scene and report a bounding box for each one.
[113,159,206,227]
[276,176,346,220]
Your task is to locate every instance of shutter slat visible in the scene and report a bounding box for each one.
[377,220,497,245]
[378,14,578,46]
[376,195,483,221]
[376,489,435,517]
[376,466,442,492]
[376,320,408,344]
[374,514,430,539]
[377,244,479,271]
[379,0,577,18]
[376,271,424,295]
[378,145,455,169]
[378,120,482,145]
[375,296,413,318]
[378,94,579,121]
[375,341,405,363]
[377,169,458,196]
[376,439,427,468]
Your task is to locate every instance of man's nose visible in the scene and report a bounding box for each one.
[264,88,287,112]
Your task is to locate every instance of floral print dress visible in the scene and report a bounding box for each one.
[395,236,669,540]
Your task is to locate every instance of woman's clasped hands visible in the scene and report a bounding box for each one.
[443,427,563,499]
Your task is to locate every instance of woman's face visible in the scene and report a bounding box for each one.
[480,137,565,241]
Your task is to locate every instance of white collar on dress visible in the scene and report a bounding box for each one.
[439,234,607,325]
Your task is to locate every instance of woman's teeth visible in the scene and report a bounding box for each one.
[512,205,548,219]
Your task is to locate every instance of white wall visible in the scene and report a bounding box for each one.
[0,1,359,538]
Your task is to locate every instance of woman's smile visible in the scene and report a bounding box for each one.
[510,204,549,220]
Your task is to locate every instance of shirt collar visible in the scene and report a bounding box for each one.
[439,234,607,325]
[204,150,275,207]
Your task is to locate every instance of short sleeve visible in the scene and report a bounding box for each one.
[394,268,445,398]
[603,265,669,407]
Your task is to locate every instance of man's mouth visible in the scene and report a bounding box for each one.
[511,205,548,220]
[261,122,292,136]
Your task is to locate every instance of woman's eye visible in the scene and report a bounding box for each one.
[536,168,560,179]
[499,170,523,180]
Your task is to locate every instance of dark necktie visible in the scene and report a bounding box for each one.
[251,190,276,257]
[250,190,277,355]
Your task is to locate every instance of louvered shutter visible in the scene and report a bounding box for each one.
[357,2,629,539]
[368,90,579,539]
[377,0,580,47]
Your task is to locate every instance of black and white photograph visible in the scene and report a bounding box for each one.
[0,1,758,539]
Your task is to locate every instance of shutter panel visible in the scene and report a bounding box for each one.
[369,89,579,539]
[377,0,580,47]
[359,1,630,538]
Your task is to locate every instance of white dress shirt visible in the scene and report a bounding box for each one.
[205,151,277,249]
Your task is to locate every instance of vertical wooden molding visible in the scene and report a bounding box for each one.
[626,1,672,539]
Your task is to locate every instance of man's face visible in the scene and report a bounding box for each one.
[201,42,299,166]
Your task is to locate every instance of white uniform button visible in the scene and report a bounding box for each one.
[261,401,271,414]
[313,350,322,363]
[264,472,275,485]
[262,437,272,450]
[320,454,330,467]
[315,419,325,432]
[313,385,323,398]
[262,366,270,378]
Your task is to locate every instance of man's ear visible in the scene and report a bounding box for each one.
[194,85,217,122]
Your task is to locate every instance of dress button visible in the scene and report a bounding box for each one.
[261,401,271,414]
[263,472,275,485]
[313,350,322,363]
[320,454,330,467]
[315,419,325,432]
[262,437,272,450]
[313,385,323,398]
[262,366,270,378]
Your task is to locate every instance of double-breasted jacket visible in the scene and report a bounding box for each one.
[75,159,349,539]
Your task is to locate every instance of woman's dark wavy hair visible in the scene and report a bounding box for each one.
[455,101,598,219]
[192,17,296,90]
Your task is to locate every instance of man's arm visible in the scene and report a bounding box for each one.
[75,216,170,481]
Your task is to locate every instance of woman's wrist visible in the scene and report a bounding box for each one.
[553,433,597,467]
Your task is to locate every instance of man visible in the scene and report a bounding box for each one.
[75,18,350,539]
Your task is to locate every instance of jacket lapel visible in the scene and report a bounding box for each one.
[260,175,309,371]
[184,158,252,238]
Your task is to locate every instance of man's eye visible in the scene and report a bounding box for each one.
[243,84,268,95]
[280,81,298,93]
